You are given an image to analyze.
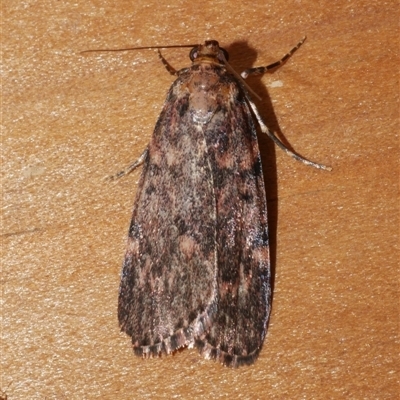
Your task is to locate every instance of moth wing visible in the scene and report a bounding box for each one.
[118,83,218,356]
[194,79,271,367]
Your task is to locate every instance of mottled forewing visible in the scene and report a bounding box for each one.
[194,71,271,367]
[118,78,217,356]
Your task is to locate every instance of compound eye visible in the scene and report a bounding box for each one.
[189,46,200,61]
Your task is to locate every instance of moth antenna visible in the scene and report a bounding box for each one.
[80,44,199,54]
[219,51,262,101]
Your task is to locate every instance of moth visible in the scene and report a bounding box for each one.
[83,38,330,367]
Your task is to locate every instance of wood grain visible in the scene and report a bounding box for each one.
[2,0,398,398]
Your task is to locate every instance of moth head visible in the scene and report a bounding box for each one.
[189,40,229,63]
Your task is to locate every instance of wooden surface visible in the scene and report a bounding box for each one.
[2,0,398,398]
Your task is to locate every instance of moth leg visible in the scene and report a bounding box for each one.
[247,98,332,171]
[157,50,179,76]
[241,36,307,79]
[106,148,149,181]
